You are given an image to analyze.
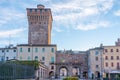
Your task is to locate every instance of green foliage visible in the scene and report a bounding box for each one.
[7,60,39,69]
[63,77,79,80]
[0,61,35,79]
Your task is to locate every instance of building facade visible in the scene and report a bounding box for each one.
[88,47,103,79]
[103,46,120,78]
[17,44,57,78]
[55,50,88,78]
[0,45,17,61]
[27,4,52,45]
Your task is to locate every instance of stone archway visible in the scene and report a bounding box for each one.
[59,66,68,77]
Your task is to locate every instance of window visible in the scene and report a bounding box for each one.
[51,57,54,63]
[20,48,22,52]
[96,65,99,68]
[1,57,4,61]
[28,56,31,60]
[35,56,38,61]
[51,66,54,70]
[35,48,38,53]
[42,48,45,52]
[111,49,113,52]
[105,49,108,52]
[111,56,114,60]
[95,51,99,55]
[111,62,114,67]
[106,62,108,67]
[42,57,45,61]
[6,50,9,52]
[117,62,119,67]
[30,9,32,12]
[20,56,22,60]
[96,57,98,61]
[117,56,119,60]
[105,56,108,60]
[2,50,4,53]
[13,50,16,52]
[116,49,119,52]
[51,48,54,53]
[13,57,16,59]
[35,9,37,12]
[28,48,30,52]
[6,57,9,60]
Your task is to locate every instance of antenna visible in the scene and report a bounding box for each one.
[9,34,11,46]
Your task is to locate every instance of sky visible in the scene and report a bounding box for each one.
[0,0,120,50]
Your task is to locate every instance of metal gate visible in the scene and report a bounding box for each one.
[0,62,35,80]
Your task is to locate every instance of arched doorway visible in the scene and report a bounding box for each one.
[95,71,100,78]
[59,67,68,77]
[49,71,54,78]
[83,71,88,78]
[72,67,79,76]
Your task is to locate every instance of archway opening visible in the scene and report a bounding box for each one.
[95,71,100,78]
[72,67,79,77]
[59,67,68,77]
[49,71,54,78]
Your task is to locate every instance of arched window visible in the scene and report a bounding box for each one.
[35,56,38,61]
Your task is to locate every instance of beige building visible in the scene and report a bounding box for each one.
[88,47,103,79]
[103,46,120,78]
[17,44,57,78]
[27,4,52,45]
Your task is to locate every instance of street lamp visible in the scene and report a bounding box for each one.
[109,67,111,80]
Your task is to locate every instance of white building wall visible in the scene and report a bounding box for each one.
[17,44,57,78]
[0,47,17,61]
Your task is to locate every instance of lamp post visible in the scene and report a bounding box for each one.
[109,67,111,80]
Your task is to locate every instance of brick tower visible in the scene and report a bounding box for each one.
[27,4,52,45]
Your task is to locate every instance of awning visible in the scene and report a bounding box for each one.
[110,70,120,74]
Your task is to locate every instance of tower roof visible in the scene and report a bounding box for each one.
[37,4,45,9]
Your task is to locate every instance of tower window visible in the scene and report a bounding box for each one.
[35,9,37,12]
[29,9,32,12]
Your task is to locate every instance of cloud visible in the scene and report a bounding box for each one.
[75,21,109,31]
[114,10,120,16]
[51,0,113,31]
[0,28,26,38]
[53,27,63,32]
[0,7,25,26]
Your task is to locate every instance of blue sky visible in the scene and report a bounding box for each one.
[0,0,120,50]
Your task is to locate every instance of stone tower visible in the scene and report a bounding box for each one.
[27,4,52,45]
